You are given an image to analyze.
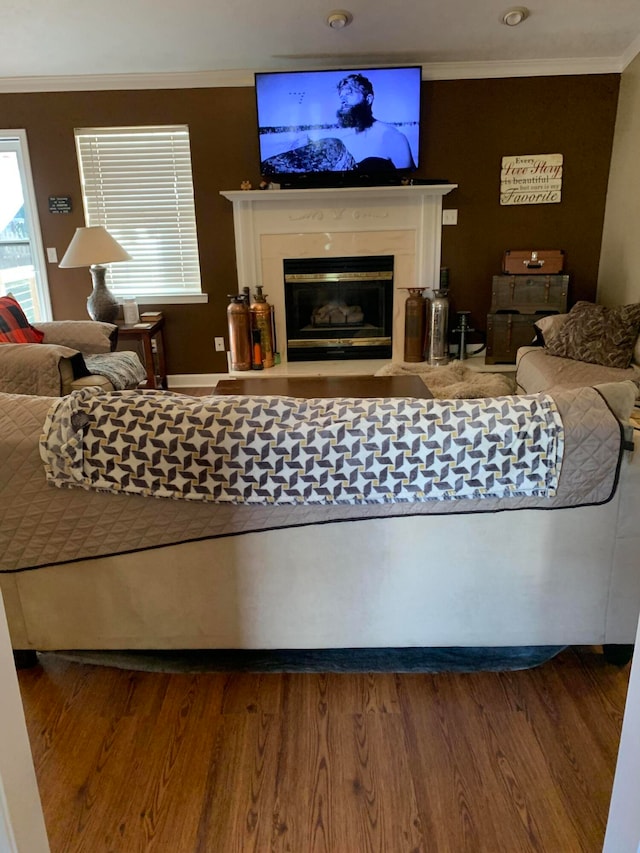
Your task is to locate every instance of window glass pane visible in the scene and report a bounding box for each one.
[75,126,202,299]
[0,151,39,321]
[0,139,49,322]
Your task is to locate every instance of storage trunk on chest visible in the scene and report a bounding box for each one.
[486,272,569,364]
[491,275,569,315]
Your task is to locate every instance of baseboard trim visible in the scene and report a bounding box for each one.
[167,373,229,388]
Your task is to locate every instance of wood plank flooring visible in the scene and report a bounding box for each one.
[170,386,216,396]
[18,646,629,853]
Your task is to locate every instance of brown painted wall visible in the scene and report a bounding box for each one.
[0,74,619,373]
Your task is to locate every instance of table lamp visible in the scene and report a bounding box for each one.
[59,226,132,323]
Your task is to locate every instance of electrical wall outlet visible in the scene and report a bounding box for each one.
[214,336,225,352]
[442,209,458,225]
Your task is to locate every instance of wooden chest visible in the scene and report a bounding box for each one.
[490,274,569,315]
[502,249,565,275]
[485,312,547,364]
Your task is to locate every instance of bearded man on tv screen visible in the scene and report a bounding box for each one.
[336,73,416,172]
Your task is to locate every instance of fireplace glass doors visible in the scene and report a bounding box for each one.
[284,256,393,361]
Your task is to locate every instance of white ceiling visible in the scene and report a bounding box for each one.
[2,0,640,91]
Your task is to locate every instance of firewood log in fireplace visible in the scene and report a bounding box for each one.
[312,301,364,326]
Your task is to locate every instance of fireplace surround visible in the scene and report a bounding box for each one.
[221,184,456,371]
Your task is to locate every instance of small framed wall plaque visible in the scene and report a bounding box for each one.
[500,154,563,206]
[48,196,72,214]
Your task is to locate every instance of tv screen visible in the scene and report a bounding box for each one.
[255,67,421,181]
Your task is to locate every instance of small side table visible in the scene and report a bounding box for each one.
[117,318,167,389]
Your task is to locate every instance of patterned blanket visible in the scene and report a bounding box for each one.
[84,352,147,390]
[40,388,564,506]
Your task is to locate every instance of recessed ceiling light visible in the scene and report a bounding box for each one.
[501,7,529,26]
[326,10,353,29]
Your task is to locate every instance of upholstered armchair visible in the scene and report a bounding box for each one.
[0,313,146,396]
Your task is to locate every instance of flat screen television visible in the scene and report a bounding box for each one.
[255,66,421,186]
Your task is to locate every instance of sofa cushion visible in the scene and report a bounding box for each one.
[516,346,640,395]
[534,313,568,346]
[593,380,638,422]
[35,320,117,353]
[0,342,82,396]
[0,296,45,344]
[546,301,640,368]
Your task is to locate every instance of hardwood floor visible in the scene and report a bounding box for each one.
[18,646,629,853]
[170,386,216,396]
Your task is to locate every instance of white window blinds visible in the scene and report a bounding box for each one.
[75,125,202,298]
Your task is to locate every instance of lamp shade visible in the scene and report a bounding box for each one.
[59,226,132,268]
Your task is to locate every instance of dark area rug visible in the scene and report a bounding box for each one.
[40,646,566,674]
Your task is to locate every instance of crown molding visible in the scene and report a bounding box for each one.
[0,69,255,93]
[622,34,640,70]
[0,56,625,93]
[420,56,623,80]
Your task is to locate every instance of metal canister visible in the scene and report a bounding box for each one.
[227,294,252,371]
[428,289,450,366]
[452,310,474,361]
[403,288,428,363]
[250,285,275,368]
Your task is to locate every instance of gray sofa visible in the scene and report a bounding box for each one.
[0,320,145,395]
[516,306,640,394]
[0,376,638,656]
[516,346,640,394]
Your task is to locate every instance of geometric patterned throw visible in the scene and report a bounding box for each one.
[40,387,564,505]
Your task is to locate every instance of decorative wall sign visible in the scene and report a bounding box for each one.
[500,154,563,206]
[48,196,72,214]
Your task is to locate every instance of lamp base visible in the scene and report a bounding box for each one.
[87,265,119,323]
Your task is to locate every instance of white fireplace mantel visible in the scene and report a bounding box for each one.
[221,184,456,203]
[221,183,457,367]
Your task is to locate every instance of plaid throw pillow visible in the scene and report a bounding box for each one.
[0,295,45,343]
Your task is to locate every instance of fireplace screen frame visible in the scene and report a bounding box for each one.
[284,256,394,362]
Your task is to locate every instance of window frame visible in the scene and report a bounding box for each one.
[0,130,52,321]
[74,124,207,305]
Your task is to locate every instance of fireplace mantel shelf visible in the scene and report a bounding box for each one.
[221,184,457,203]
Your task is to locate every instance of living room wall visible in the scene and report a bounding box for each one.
[0,73,619,376]
[598,52,640,306]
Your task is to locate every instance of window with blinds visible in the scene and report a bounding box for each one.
[74,125,202,299]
